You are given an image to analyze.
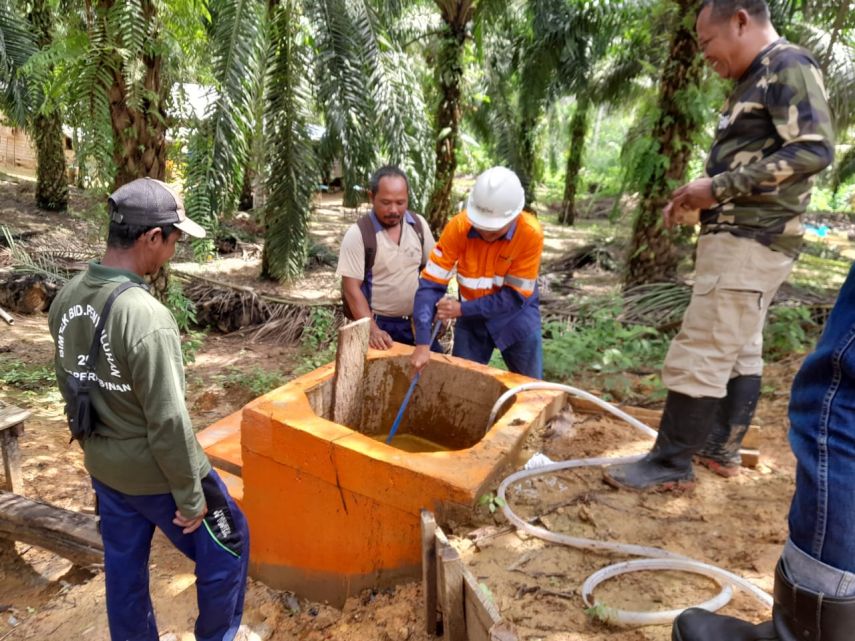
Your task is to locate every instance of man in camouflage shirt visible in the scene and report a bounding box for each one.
[606,0,833,492]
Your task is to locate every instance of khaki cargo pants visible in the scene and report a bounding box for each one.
[662,232,795,399]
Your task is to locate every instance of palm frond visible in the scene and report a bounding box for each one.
[833,146,855,192]
[0,2,38,125]
[184,0,266,234]
[308,0,378,206]
[262,0,318,281]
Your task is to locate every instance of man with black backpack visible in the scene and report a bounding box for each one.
[336,165,438,350]
[48,178,248,641]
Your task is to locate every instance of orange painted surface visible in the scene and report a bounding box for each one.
[198,343,563,602]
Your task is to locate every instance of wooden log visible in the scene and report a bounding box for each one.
[332,318,370,428]
[438,545,466,641]
[0,491,103,566]
[421,510,439,636]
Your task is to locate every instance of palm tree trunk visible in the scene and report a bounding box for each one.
[624,0,703,288]
[560,94,591,226]
[28,0,68,211]
[33,113,69,211]
[425,4,471,231]
[107,0,169,189]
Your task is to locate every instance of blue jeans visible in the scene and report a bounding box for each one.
[784,261,855,597]
[452,317,543,379]
[93,470,249,640]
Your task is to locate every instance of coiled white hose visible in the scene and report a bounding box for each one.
[491,382,774,627]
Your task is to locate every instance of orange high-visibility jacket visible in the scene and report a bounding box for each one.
[413,211,543,350]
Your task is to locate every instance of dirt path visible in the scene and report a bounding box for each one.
[0,176,806,640]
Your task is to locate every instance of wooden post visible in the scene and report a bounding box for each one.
[332,318,370,427]
[421,510,439,635]
[438,545,466,641]
[0,405,28,495]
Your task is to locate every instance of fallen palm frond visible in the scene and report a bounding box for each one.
[620,281,692,330]
[173,270,343,342]
[1,225,89,283]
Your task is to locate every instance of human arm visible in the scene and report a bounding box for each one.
[710,56,834,204]
[336,225,393,349]
[341,276,393,349]
[129,328,206,520]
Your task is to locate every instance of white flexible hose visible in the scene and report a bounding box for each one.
[491,383,774,627]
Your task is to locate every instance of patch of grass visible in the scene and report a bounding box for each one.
[0,359,55,390]
[294,307,338,374]
[220,367,286,397]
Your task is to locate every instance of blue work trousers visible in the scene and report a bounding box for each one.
[92,470,249,641]
[783,261,855,596]
[452,316,542,379]
[375,315,442,352]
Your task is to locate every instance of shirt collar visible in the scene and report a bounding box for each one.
[369,210,417,233]
[466,217,519,241]
[88,260,146,284]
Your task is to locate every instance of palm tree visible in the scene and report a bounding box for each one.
[0,0,67,211]
[624,0,706,288]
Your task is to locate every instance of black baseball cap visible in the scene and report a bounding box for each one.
[108,178,206,238]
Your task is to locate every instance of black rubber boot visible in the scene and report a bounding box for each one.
[697,375,762,477]
[603,391,720,491]
[672,609,776,641]
[671,561,855,641]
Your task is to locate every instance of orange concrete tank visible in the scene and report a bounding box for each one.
[198,344,563,606]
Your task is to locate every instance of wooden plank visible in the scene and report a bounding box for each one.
[438,545,466,641]
[463,571,500,641]
[489,621,519,641]
[0,429,23,494]
[0,491,103,566]
[0,405,29,431]
[567,397,662,427]
[421,510,439,636]
[740,448,760,468]
[332,318,370,427]
[742,425,761,449]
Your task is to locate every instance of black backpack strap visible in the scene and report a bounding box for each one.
[356,215,377,278]
[412,213,428,271]
[82,281,140,371]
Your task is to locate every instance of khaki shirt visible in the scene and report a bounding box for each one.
[336,212,435,317]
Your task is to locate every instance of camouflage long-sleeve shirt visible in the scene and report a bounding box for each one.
[701,38,834,256]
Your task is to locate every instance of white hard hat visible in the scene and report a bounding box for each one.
[465,166,525,231]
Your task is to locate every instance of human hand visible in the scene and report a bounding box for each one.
[369,322,394,350]
[409,344,431,376]
[670,177,716,211]
[663,200,700,228]
[436,297,462,321]
[173,507,207,534]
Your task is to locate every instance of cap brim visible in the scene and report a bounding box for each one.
[175,217,206,239]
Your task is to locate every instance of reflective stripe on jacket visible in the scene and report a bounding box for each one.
[413,211,543,350]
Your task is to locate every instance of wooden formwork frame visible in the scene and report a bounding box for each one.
[421,510,518,641]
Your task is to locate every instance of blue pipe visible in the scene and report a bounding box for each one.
[386,320,443,444]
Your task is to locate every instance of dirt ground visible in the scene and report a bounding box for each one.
[0,176,806,640]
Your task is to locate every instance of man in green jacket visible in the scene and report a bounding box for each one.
[49,178,248,641]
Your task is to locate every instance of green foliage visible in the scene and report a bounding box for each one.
[763,305,817,359]
[261,0,317,280]
[543,306,672,381]
[221,366,286,397]
[0,359,54,390]
[164,279,205,365]
[477,491,506,514]
[294,307,338,374]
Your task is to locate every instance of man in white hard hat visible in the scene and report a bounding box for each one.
[410,166,544,377]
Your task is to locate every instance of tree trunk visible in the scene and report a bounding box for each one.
[28,0,68,212]
[517,113,539,209]
[624,0,704,288]
[107,0,169,189]
[560,95,591,226]
[425,5,471,232]
[32,112,68,212]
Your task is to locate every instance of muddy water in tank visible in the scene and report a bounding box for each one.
[370,433,449,452]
